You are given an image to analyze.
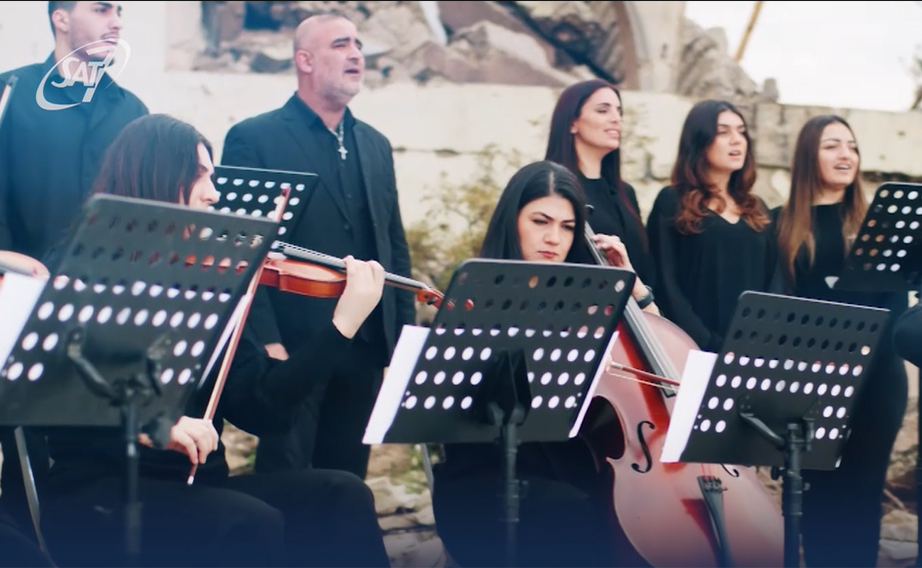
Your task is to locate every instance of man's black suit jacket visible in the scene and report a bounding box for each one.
[220,94,416,360]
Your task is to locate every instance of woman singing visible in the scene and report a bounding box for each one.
[35,114,391,568]
[544,79,659,314]
[772,114,908,567]
[432,160,642,567]
[646,99,781,352]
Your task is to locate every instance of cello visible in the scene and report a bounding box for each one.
[577,221,785,567]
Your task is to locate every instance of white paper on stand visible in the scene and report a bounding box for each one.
[363,324,429,445]
[0,273,46,366]
[660,349,718,463]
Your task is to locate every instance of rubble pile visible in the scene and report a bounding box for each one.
[194,0,773,103]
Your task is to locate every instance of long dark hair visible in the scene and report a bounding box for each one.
[775,114,866,289]
[91,114,212,204]
[670,99,767,234]
[545,80,624,191]
[545,79,646,239]
[480,160,593,263]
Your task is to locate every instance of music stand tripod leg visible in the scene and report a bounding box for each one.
[740,410,813,568]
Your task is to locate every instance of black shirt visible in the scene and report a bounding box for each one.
[579,174,656,288]
[647,186,782,352]
[771,202,908,351]
[0,53,148,260]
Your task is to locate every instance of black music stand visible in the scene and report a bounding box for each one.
[0,194,277,566]
[663,291,889,568]
[210,165,318,250]
[363,258,636,567]
[832,182,922,292]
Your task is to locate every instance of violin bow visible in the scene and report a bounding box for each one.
[187,187,292,485]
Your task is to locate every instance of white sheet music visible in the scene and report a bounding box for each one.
[574,330,620,438]
[363,324,429,445]
[0,273,46,366]
[197,292,251,388]
[660,349,718,463]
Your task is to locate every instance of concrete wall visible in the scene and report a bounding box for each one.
[2,1,920,226]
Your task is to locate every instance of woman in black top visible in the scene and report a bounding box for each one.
[772,114,908,567]
[35,114,391,568]
[544,79,659,314]
[432,160,638,567]
[647,99,781,352]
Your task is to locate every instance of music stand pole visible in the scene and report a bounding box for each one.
[738,407,813,567]
[66,327,172,565]
[362,258,635,567]
[0,194,277,566]
[662,291,890,568]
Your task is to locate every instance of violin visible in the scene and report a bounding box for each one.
[262,243,444,308]
[577,221,784,567]
[188,245,444,308]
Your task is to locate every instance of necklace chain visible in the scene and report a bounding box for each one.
[331,121,347,161]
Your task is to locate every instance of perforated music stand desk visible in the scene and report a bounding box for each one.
[210,165,318,251]
[363,258,635,567]
[663,291,889,568]
[0,194,277,565]
[832,182,922,293]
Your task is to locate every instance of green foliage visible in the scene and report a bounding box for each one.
[406,143,525,292]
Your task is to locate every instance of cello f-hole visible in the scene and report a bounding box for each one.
[721,464,740,477]
[631,420,655,474]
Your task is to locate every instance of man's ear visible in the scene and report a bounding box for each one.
[51,9,70,35]
[294,50,313,74]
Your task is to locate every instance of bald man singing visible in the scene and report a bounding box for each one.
[220,12,416,480]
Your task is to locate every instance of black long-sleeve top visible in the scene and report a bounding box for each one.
[579,174,656,289]
[646,186,782,352]
[770,203,908,352]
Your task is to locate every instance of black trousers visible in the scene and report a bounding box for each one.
[40,468,390,568]
[432,468,616,567]
[255,339,384,479]
[800,352,908,567]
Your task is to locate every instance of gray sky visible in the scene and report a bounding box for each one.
[686,0,922,112]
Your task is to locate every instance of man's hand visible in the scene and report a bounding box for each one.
[138,416,219,465]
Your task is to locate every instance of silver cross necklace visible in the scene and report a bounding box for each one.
[331,121,347,161]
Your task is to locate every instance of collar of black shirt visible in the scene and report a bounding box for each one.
[290,94,357,133]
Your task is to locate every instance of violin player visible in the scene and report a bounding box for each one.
[33,114,391,568]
